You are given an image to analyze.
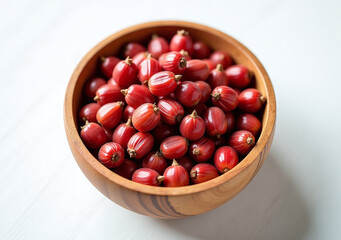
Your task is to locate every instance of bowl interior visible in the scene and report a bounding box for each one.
[65,21,276,196]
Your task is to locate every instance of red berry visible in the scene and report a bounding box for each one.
[121,84,155,109]
[228,130,256,155]
[179,110,205,141]
[179,50,192,61]
[183,59,210,81]
[112,57,138,88]
[185,103,208,118]
[112,117,137,149]
[157,98,184,125]
[210,50,232,68]
[107,77,118,86]
[98,142,125,168]
[132,51,149,68]
[132,168,164,186]
[213,136,228,148]
[148,34,170,59]
[79,103,100,123]
[100,56,120,78]
[96,101,124,129]
[84,77,106,99]
[203,59,216,70]
[159,51,187,74]
[94,84,124,106]
[124,42,146,58]
[225,111,235,134]
[207,64,228,89]
[193,41,211,59]
[189,137,215,163]
[238,88,266,113]
[103,127,113,142]
[211,86,238,112]
[170,29,194,55]
[138,54,162,84]
[132,103,160,132]
[236,113,261,136]
[214,146,239,173]
[80,122,107,149]
[152,123,178,144]
[148,71,181,96]
[232,88,242,96]
[204,107,228,138]
[163,159,190,187]
[114,159,138,179]
[190,163,219,184]
[177,156,195,172]
[142,151,168,175]
[127,132,154,159]
[122,105,135,122]
[225,64,251,89]
[174,81,201,107]
[160,136,188,159]
[195,81,212,103]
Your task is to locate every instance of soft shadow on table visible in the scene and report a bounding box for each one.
[150,150,311,240]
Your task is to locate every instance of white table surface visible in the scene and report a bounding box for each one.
[1,0,341,239]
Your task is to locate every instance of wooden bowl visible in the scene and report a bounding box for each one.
[64,21,276,219]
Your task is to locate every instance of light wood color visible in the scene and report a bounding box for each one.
[64,21,276,219]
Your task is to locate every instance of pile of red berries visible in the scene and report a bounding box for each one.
[79,29,266,187]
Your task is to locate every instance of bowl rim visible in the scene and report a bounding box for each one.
[64,20,276,196]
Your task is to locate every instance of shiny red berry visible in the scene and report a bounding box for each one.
[179,50,192,61]
[213,136,228,148]
[121,84,155,109]
[170,29,194,55]
[98,142,125,168]
[138,54,161,84]
[214,146,239,173]
[160,136,188,159]
[96,101,124,129]
[193,41,211,59]
[190,163,219,184]
[210,50,232,68]
[183,59,210,81]
[132,103,160,132]
[159,51,187,74]
[189,137,215,163]
[225,64,251,89]
[152,123,178,144]
[103,127,113,142]
[142,151,168,175]
[207,64,228,89]
[204,107,227,138]
[94,84,124,106]
[211,86,238,112]
[177,156,195,172]
[179,110,205,141]
[238,88,266,113]
[127,132,154,159]
[236,113,261,136]
[203,59,216,70]
[225,111,235,135]
[79,103,100,123]
[107,77,118,86]
[174,81,201,107]
[114,159,137,179]
[100,56,120,78]
[148,71,181,96]
[195,81,212,103]
[80,122,107,149]
[132,168,164,186]
[163,159,190,187]
[185,103,208,118]
[112,117,136,149]
[84,77,106,99]
[157,98,184,125]
[124,42,146,58]
[112,57,138,88]
[228,130,256,155]
[132,51,149,68]
[148,34,170,59]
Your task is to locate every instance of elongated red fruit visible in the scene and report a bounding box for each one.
[210,50,232,68]
[163,159,190,187]
[180,50,191,61]
[228,130,256,155]
[80,122,107,149]
[207,64,228,89]
[204,107,227,138]
[157,98,184,125]
[114,159,137,179]
[238,88,266,113]
[160,136,188,159]
[138,54,162,84]
[225,64,251,89]
[183,59,210,81]
[94,84,124,106]
[148,71,181,96]
[100,56,120,78]
[112,117,136,149]
[113,57,138,88]
[225,111,235,134]
[132,168,164,186]
[132,51,149,68]
[195,81,212,104]
[148,34,170,59]
[170,29,194,55]
[79,103,100,123]
[189,137,215,163]
[122,105,135,122]
[190,163,219,184]
[203,59,216,70]
[132,103,160,132]
[142,151,168,175]
[84,77,106,99]
[124,42,146,58]
[236,113,261,136]
[211,86,238,112]
[127,132,154,159]
[214,146,239,173]
[174,81,201,107]
[159,51,187,74]
[96,101,124,129]
[121,84,155,109]
[179,110,205,141]
[98,142,125,168]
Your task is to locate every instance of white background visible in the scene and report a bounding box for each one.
[1,0,341,239]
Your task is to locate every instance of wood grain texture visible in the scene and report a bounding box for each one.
[64,20,276,219]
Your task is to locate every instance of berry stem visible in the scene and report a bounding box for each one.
[100,56,106,62]
[126,117,132,127]
[125,56,132,65]
[177,29,189,36]
[192,148,200,155]
[190,171,197,179]
[111,153,119,162]
[216,64,223,71]
[117,101,124,109]
[127,149,136,158]
[172,159,179,166]
[174,75,182,82]
[153,104,160,114]
[152,33,158,39]
[247,137,255,145]
[121,89,128,96]
[179,57,187,68]
[190,110,198,119]
[211,92,221,100]
[223,168,229,173]
[260,95,266,103]
[94,95,99,101]
[80,120,89,129]
[157,175,165,183]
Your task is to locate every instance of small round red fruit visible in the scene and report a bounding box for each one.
[179,110,205,141]
[124,42,146,58]
[122,105,135,122]
[160,136,188,159]
[121,84,155,109]
[204,107,228,138]
[98,142,125,168]
[238,88,266,113]
[203,59,216,70]
[132,103,160,132]
[80,121,107,149]
[100,56,120,78]
[225,64,251,89]
[138,54,161,84]
[132,168,164,186]
[148,34,170,59]
[170,29,194,55]
[195,81,212,104]
[236,113,261,136]
[211,86,238,112]
[103,127,113,142]
[114,159,137,179]
[79,103,100,123]
[214,146,239,173]
[193,41,211,59]
[94,84,124,106]
[112,57,138,88]
[163,159,190,187]
[157,98,184,125]
[189,137,215,163]
[96,101,124,129]
[159,51,187,74]
[142,151,168,175]
[207,64,228,89]
[112,117,136,149]
[190,163,219,184]
[132,51,149,68]
[148,71,181,96]
[183,59,210,81]
[84,77,106,99]
[127,132,154,159]
[210,50,232,68]
[174,81,201,107]
[177,156,195,172]
[228,130,256,155]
